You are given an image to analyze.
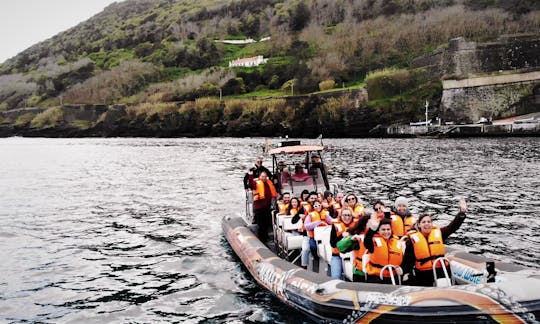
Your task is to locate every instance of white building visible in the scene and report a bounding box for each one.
[229,55,268,68]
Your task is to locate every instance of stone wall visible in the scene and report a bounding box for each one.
[413,35,540,78]
[440,72,540,122]
[412,35,540,122]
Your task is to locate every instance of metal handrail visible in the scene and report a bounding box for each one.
[379,265,402,285]
[433,257,452,287]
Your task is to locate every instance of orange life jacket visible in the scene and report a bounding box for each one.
[353,234,366,271]
[306,211,324,238]
[409,226,446,271]
[253,179,277,201]
[277,201,289,214]
[352,204,365,222]
[404,214,417,233]
[333,202,342,216]
[332,222,348,255]
[390,213,405,236]
[290,207,298,216]
[366,234,404,277]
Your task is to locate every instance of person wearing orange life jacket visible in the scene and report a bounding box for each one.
[277,192,291,215]
[372,200,409,237]
[303,200,333,272]
[364,218,405,284]
[390,196,417,237]
[243,156,272,190]
[337,213,370,282]
[291,192,318,269]
[343,193,365,224]
[401,198,468,286]
[332,192,344,217]
[329,207,354,279]
[248,171,278,242]
[289,197,300,216]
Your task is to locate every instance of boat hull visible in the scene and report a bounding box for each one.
[223,216,540,323]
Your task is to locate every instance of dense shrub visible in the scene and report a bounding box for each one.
[62,61,160,104]
[15,113,36,127]
[366,68,424,100]
[30,107,64,128]
[319,80,335,91]
[126,102,178,120]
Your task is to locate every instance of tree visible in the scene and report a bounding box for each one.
[289,1,311,32]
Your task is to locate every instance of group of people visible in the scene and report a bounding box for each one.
[243,157,468,287]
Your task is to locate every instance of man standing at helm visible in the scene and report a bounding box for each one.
[243,156,272,190]
[248,171,277,242]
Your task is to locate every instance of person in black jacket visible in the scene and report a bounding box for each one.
[243,156,272,190]
[401,198,468,286]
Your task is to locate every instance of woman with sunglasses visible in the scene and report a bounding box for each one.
[343,193,366,223]
[304,200,333,272]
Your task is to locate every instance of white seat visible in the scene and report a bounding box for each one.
[281,216,303,251]
[314,226,332,262]
[362,252,370,281]
[274,215,288,249]
[341,252,354,281]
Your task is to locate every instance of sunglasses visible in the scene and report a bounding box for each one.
[347,197,356,201]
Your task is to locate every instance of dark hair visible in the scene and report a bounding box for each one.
[417,213,431,224]
[373,200,385,209]
[300,189,310,200]
[324,190,333,199]
[282,192,291,196]
[379,218,392,227]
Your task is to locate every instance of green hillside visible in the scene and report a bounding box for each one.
[0,0,538,111]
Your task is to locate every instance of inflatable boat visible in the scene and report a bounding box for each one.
[223,215,540,323]
[227,141,540,322]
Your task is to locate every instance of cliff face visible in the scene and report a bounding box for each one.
[413,35,540,123]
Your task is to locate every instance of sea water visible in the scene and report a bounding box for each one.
[0,137,538,322]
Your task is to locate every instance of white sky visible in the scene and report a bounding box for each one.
[0,0,124,64]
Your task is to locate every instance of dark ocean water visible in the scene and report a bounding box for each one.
[0,137,538,323]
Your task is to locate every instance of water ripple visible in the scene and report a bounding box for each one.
[0,137,538,323]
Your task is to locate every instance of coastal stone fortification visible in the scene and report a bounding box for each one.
[413,35,540,122]
[441,72,540,122]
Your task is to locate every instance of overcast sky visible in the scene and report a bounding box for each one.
[0,0,125,64]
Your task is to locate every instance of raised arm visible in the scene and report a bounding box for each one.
[441,198,468,240]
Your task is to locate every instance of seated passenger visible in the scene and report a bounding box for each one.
[289,197,300,216]
[391,196,417,237]
[329,207,354,279]
[273,161,290,191]
[304,200,332,272]
[277,192,291,215]
[343,193,366,223]
[292,192,318,269]
[370,200,387,220]
[401,198,468,286]
[321,191,336,217]
[291,163,311,182]
[371,201,405,236]
[299,189,310,204]
[332,192,344,217]
[337,214,370,282]
[364,218,405,284]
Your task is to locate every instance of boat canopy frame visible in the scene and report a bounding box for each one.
[269,143,330,196]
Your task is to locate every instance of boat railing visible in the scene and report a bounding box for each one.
[433,257,453,287]
[379,265,402,286]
